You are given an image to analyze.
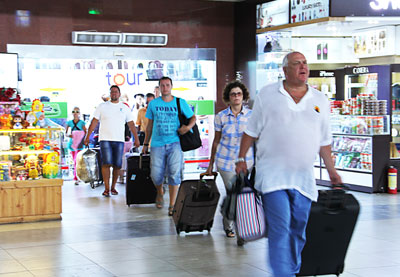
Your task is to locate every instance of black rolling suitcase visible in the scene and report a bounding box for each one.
[173,172,220,234]
[92,148,103,187]
[126,153,157,206]
[297,188,360,276]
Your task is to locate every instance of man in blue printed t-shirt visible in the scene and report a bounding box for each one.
[142,76,196,216]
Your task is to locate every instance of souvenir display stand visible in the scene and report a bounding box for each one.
[0,91,64,224]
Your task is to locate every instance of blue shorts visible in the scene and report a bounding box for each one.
[99,141,124,168]
[150,141,183,186]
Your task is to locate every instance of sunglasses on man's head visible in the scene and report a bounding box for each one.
[72,111,80,113]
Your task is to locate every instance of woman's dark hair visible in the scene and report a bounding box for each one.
[222,80,250,104]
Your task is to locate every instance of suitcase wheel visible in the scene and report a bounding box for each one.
[90,181,95,189]
[237,237,244,246]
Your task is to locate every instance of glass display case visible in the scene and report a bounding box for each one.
[0,127,64,180]
[256,32,291,94]
[0,98,64,223]
[331,115,390,136]
[331,135,372,172]
[308,70,336,100]
[345,72,378,99]
[391,70,400,157]
[315,114,391,193]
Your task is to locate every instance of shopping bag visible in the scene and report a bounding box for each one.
[71,130,85,150]
[235,174,266,241]
[76,148,99,183]
[176,97,201,152]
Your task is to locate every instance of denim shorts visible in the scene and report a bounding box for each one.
[100,141,124,168]
[150,141,183,186]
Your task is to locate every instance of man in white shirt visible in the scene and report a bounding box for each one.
[236,51,341,276]
[84,85,140,197]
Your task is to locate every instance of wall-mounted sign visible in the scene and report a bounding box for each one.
[21,102,68,118]
[309,70,335,78]
[332,0,400,16]
[290,0,329,23]
[352,67,370,74]
[353,26,395,58]
[370,0,400,10]
[257,0,289,29]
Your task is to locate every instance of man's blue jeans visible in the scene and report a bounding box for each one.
[262,189,312,277]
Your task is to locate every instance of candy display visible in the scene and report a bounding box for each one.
[331,115,388,135]
[330,94,387,116]
[331,136,372,171]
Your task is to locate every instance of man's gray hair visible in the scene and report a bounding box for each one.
[282,51,301,68]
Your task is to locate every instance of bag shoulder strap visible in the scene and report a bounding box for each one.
[72,120,81,131]
[176,97,184,126]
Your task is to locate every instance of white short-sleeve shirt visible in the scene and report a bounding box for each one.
[245,81,331,201]
[93,101,134,142]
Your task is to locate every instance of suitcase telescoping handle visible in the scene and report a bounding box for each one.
[200,172,218,181]
[139,153,150,170]
[194,172,218,201]
[320,184,349,215]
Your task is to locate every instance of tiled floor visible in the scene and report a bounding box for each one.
[1,175,400,276]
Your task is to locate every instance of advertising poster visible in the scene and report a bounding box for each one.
[17,58,216,118]
[353,26,395,58]
[257,0,289,29]
[290,0,329,23]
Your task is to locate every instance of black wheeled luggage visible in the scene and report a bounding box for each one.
[126,153,157,206]
[92,147,103,187]
[173,172,220,234]
[297,188,360,276]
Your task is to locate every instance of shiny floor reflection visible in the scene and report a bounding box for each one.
[1,176,400,276]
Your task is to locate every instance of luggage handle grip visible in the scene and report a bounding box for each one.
[200,172,218,181]
[331,183,349,190]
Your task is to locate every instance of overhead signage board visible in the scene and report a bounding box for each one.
[290,0,329,23]
[257,0,289,29]
[331,0,400,16]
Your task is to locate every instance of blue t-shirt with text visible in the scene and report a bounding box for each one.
[146,97,194,147]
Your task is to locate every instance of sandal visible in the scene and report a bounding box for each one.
[102,190,110,197]
[168,206,174,216]
[225,230,235,238]
[111,188,118,195]
[156,194,164,209]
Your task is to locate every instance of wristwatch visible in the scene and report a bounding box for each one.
[235,157,245,164]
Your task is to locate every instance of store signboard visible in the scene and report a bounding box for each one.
[20,102,68,118]
[353,26,395,58]
[16,58,216,118]
[309,70,335,78]
[256,0,289,29]
[290,0,329,23]
[331,0,400,16]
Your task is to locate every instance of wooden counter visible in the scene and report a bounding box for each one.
[0,179,62,224]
